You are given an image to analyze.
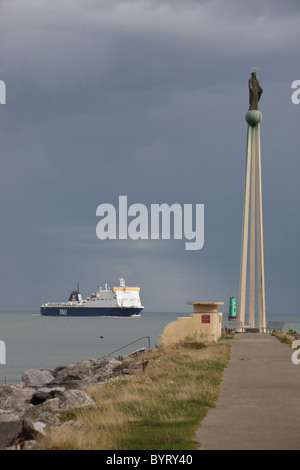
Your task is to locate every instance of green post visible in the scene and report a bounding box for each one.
[228,297,237,321]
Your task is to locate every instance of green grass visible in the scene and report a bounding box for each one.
[35,340,231,450]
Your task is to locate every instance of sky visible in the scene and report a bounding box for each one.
[0,0,299,316]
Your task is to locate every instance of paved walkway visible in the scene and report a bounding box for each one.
[196,333,300,450]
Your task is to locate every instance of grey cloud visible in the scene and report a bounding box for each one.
[0,0,299,314]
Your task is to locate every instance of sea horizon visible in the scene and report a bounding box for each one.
[1,310,299,385]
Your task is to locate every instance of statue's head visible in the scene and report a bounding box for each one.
[250,66,259,78]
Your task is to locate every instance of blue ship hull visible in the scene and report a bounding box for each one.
[40,306,143,317]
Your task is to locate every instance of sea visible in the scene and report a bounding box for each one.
[0,311,299,385]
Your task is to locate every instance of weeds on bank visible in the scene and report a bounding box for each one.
[271,329,300,346]
[35,340,231,450]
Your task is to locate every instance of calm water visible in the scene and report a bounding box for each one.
[0,311,299,384]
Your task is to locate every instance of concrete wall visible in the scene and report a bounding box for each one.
[158,302,223,347]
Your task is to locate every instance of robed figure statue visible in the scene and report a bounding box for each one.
[248,71,263,110]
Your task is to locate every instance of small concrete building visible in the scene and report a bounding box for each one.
[158,302,224,346]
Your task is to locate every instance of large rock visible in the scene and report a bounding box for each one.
[30,386,65,405]
[22,407,61,427]
[51,360,99,388]
[36,397,61,414]
[94,356,123,381]
[0,412,20,422]
[32,421,47,437]
[0,383,34,415]
[51,357,124,386]
[0,352,149,448]
[60,389,95,411]
[52,362,89,383]
[0,418,39,450]
[22,369,54,388]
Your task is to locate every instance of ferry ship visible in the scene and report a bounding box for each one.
[40,278,144,317]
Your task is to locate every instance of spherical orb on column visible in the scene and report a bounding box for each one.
[245,110,262,127]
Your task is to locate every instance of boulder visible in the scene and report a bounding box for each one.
[0,383,35,415]
[0,418,39,450]
[94,356,123,381]
[52,360,95,382]
[60,389,95,411]
[22,369,54,388]
[32,421,47,437]
[0,412,20,422]
[36,397,61,414]
[0,351,154,448]
[30,386,65,405]
[50,357,124,386]
[22,408,61,427]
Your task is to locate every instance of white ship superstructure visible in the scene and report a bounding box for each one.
[41,278,144,317]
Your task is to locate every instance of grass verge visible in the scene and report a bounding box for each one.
[271,329,300,346]
[35,339,231,450]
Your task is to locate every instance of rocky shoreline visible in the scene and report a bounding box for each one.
[0,348,151,450]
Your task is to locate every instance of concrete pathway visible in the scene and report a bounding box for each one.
[196,333,300,450]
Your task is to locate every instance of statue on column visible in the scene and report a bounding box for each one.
[248,70,263,110]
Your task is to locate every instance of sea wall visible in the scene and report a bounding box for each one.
[0,349,150,450]
[158,302,224,346]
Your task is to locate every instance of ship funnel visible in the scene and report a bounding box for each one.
[68,290,80,302]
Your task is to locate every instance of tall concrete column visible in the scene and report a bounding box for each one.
[255,122,266,331]
[238,125,252,327]
[249,125,256,328]
[238,110,266,331]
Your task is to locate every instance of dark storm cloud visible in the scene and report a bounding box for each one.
[0,0,299,313]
